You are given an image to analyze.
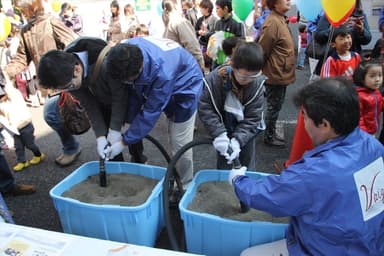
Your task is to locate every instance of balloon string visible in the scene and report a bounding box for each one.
[322,25,334,65]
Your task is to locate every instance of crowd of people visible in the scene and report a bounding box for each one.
[1,0,384,254]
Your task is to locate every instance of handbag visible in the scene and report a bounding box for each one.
[55,44,111,135]
[58,91,91,135]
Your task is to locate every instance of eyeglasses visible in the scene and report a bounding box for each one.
[233,69,261,81]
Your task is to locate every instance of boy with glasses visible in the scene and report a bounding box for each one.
[199,42,265,170]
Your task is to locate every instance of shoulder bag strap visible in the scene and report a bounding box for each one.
[89,44,112,94]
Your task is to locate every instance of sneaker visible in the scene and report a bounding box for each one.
[55,149,81,167]
[4,184,36,196]
[13,161,30,172]
[264,137,286,147]
[274,134,286,142]
[29,153,46,165]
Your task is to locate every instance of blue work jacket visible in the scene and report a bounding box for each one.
[121,37,203,144]
[234,128,384,255]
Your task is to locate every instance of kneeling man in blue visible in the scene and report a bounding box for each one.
[229,77,384,255]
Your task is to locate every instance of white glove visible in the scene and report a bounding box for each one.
[104,141,125,160]
[213,132,230,158]
[227,138,241,163]
[121,123,130,134]
[107,129,121,144]
[96,136,109,159]
[228,166,246,185]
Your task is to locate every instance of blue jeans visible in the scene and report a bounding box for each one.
[297,47,306,67]
[0,151,14,193]
[43,95,80,155]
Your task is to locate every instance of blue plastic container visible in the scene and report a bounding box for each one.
[50,161,166,247]
[179,170,288,256]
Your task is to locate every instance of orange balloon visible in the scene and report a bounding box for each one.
[0,14,11,42]
[321,0,356,27]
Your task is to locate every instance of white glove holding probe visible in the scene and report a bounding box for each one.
[213,132,230,158]
[96,136,109,159]
[104,141,125,160]
[227,138,241,163]
[228,166,247,185]
[107,129,122,144]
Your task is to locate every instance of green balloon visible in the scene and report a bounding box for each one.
[232,0,254,21]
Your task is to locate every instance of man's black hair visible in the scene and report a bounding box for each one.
[106,44,143,81]
[231,42,264,72]
[293,77,359,136]
[38,50,78,89]
[215,0,232,12]
[222,36,243,57]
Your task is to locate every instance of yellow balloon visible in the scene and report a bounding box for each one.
[51,0,62,13]
[0,14,11,42]
[321,0,356,27]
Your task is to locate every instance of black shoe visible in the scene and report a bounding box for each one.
[3,184,36,196]
[264,137,286,147]
[168,189,185,208]
[130,154,148,164]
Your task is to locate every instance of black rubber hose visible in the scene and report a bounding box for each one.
[145,134,171,163]
[163,137,213,251]
[145,134,183,191]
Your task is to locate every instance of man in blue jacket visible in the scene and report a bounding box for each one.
[104,37,203,188]
[38,36,203,189]
[230,77,384,255]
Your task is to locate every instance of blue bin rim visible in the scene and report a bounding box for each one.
[179,169,288,226]
[49,161,166,210]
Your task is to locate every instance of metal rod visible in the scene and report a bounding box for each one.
[99,158,107,187]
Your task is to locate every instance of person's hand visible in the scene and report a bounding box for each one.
[353,16,364,33]
[96,136,109,159]
[104,141,125,160]
[107,129,121,144]
[227,138,241,163]
[228,166,246,185]
[213,132,230,158]
[121,123,130,134]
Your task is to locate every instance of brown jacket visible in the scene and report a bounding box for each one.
[5,14,78,78]
[107,16,124,44]
[258,10,295,86]
[163,12,205,69]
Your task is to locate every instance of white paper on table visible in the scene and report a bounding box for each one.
[0,226,72,256]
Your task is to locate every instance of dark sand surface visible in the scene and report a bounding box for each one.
[63,174,289,224]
